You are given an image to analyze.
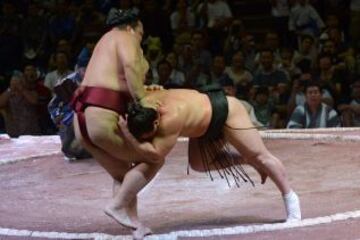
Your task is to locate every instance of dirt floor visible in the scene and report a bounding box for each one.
[1,130,360,240]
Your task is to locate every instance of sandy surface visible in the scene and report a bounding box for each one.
[1,132,360,239]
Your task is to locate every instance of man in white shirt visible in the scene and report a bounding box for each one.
[44,51,72,94]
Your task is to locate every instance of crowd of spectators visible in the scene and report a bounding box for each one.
[1,0,360,138]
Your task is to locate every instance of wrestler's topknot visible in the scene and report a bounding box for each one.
[106,8,139,28]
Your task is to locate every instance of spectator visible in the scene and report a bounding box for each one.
[0,72,43,137]
[165,51,186,87]
[288,0,325,39]
[196,0,233,53]
[270,0,291,45]
[240,33,257,73]
[76,37,97,69]
[209,55,230,84]
[220,77,263,128]
[44,51,72,93]
[293,34,317,72]
[170,0,195,35]
[314,54,340,103]
[157,59,185,89]
[338,79,360,127]
[287,81,340,128]
[224,51,253,99]
[251,86,280,128]
[48,39,74,71]
[190,31,212,74]
[145,36,164,84]
[253,49,288,89]
[277,47,302,80]
[319,14,345,44]
[23,64,55,135]
[254,32,283,67]
[48,70,91,160]
[223,19,245,62]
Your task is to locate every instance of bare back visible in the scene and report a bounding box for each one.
[82,29,149,92]
[145,89,212,138]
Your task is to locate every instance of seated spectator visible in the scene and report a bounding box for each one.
[76,37,97,69]
[254,32,282,68]
[338,79,360,127]
[277,47,302,80]
[314,54,342,103]
[23,64,55,135]
[240,34,257,73]
[190,31,212,74]
[209,55,230,84]
[165,51,186,87]
[319,14,345,44]
[220,77,263,128]
[48,70,91,160]
[251,86,280,129]
[287,81,340,128]
[44,51,73,93]
[145,36,164,83]
[224,51,253,99]
[253,49,289,89]
[270,0,290,46]
[0,72,43,137]
[196,0,233,53]
[156,59,185,89]
[178,44,210,88]
[170,0,195,35]
[288,0,325,39]
[293,35,317,72]
[223,19,246,62]
[48,39,74,71]
[287,73,334,115]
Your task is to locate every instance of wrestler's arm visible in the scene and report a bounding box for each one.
[118,117,179,163]
[118,33,146,101]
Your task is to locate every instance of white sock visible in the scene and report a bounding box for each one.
[283,190,301,222]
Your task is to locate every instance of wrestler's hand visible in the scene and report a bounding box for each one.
[144,84,163,92]
[118,116,162,163]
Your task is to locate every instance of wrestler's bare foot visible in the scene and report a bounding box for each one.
[104,205,138,229]
[132,224,153,240]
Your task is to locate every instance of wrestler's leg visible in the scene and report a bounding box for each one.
[113,161,164,238]
[74,115,141,228]
[84,107,147,162]
[224,97,301,221]
[188,139,267,184]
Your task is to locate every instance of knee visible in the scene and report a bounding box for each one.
[248,151,274,166]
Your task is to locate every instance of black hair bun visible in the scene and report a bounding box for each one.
[106,8,139,27]
[127,102,142,116]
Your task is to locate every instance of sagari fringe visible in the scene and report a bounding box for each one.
[188,137,254,188]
